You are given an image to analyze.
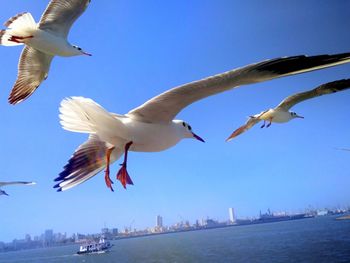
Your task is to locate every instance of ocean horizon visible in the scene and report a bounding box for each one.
[0,215,349,263]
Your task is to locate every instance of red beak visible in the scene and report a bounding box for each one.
[192,132,205,142]
[83,51,92,56]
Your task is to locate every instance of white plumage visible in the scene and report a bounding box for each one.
[0,0,91,104]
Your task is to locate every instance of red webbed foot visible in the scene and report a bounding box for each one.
[104,172,114,192]
[8,35,33,43]
[116,165,134,189]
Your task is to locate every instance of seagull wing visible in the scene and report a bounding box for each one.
[9,46,53,104]
[226,110,270,141]
[0,181,36,187]
[38,0,91,37]
[127,53,350,123]
[276,78,350,110]
[226,117,261,142]
[54,135,122,192]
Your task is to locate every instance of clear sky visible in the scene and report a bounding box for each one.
[0,1,350,242]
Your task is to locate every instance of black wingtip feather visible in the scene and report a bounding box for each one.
[255,53,350,76]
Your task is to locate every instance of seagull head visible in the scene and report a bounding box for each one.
[290,111,304,119]
[175,120,205,142]
[72,45,92,56]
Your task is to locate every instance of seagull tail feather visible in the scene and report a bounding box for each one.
[59,97,118,135]
[0,12,36,46]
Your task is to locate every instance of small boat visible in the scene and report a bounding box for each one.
[76,237,113,255]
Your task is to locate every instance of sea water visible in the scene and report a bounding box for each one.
[0,215,349,263]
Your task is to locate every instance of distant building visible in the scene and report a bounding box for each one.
[101,228,113,239]
[25,234,31,242]
[101,228,109,234]
[44,230,53,245]
[156,215,163,228]
[112,228,119,236]
[229,208,236,223]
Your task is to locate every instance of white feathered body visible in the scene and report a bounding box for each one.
[257,109,293,123]
[1,12,81,57]
[60,97,184,153]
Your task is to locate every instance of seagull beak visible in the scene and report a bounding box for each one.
[192,132,205,143]
[82,51,92,56]
[296,115,304,119]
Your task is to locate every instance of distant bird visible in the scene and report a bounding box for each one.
[226,79,350,141]
[0,0,91,104]
[0,181,36,196]
[54,53,350,192]
[335,147,350,152]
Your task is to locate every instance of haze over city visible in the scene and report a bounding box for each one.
[0,0,350,243]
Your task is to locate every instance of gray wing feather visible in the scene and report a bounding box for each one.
[9,46,53,104]
[276,79,350,110]
[226,117,261,141]
[54,135,122,191]
[128,53,350,123]
[39,0,90,37]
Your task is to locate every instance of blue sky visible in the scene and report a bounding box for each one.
[0,0,350,242]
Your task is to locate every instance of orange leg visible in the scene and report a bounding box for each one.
[104,147,115,192]
[116,141,134,189]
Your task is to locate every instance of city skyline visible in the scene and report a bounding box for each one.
[2,203,348,244]
[1,1,350,243]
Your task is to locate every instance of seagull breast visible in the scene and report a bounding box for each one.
[261,109,293,123]
[123,119,182,152]
[27,29,76,56]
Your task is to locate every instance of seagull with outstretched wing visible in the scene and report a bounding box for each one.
[54,53,350,192]
[0,0,91,104]
[226,79,350,141]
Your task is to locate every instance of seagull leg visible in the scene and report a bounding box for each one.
[8,35,34,43]
[266,118,273,128]
[260,120,266,128]
[116,141,134,189]
[104,147,115,192]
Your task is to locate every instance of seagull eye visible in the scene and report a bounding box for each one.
[182,122,186,127]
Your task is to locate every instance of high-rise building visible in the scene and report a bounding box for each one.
[229,208,235,223]
[25,234,31,242]
[44,229,53,244]
[112,228,119,236]
[156,215,163,228]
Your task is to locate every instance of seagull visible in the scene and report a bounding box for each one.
[0,181,36,196]
[0,0,91,104]
[335,147,350,152]
[54,53,350,192]
[226,78,350,141]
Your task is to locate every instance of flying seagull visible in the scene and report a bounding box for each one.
[0,181,36,196]
[54,53,350,192]
[226,78,350,141]
[0,0,91,104]
[335,147,350,152]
